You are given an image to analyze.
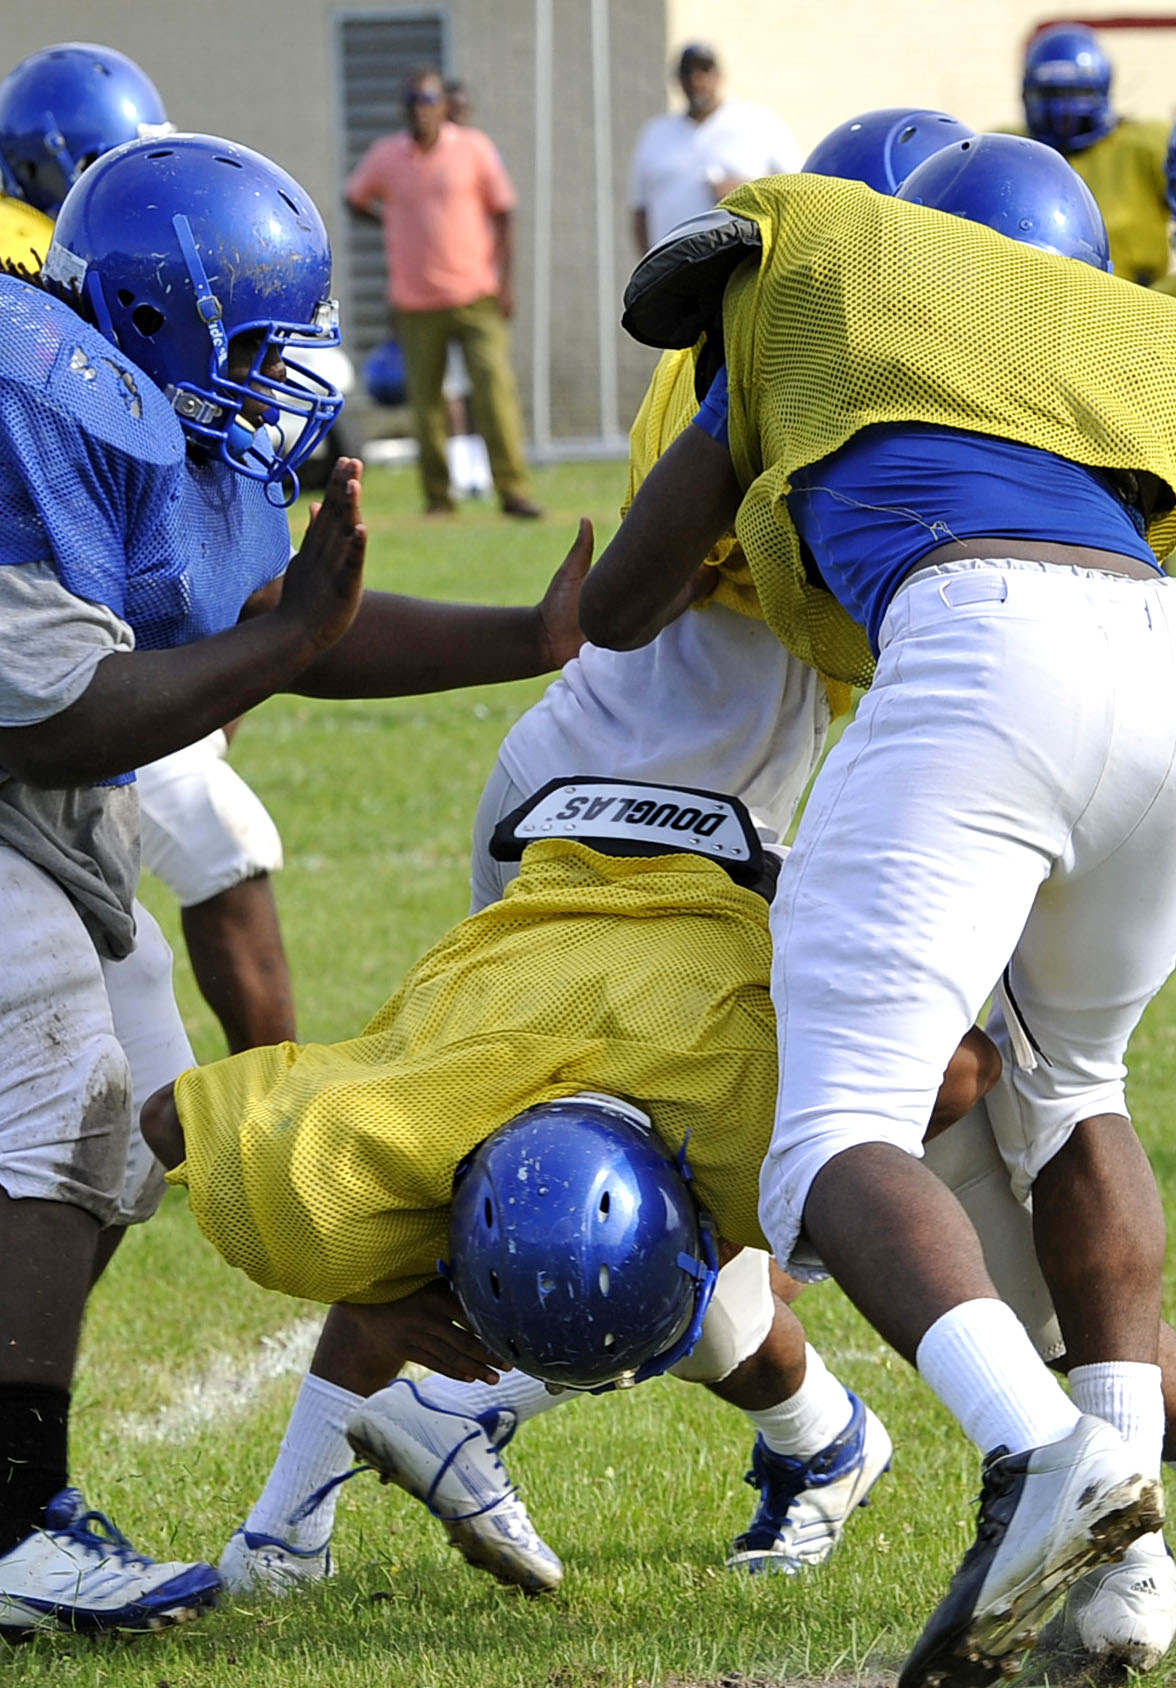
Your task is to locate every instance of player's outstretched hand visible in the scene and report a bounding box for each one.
[373,1280,509,1384]
[279,456,368,657]
[536,516,593,670]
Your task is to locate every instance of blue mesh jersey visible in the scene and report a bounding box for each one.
[0,274,290,652]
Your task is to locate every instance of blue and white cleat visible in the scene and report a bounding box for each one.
[0,1488,220,1635]
[726,1391,893,1574]
[346,1377,564,1594]
[218,1526,333,1596]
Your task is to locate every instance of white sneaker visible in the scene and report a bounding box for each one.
[0,1488,220,1636]
[218,1526,333,1596]
[726,1391,892,1574]
[1034,1531,1176,1673]
[346,1377,563,1594]
[899,1415,1165,1688]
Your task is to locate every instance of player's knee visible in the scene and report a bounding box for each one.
[140,1083,185,1171]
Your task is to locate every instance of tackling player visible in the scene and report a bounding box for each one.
[579,132,1176,1686]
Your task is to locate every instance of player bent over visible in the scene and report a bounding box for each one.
[143,789,1037,1626]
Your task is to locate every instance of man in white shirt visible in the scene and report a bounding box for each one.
[629,42,801,254]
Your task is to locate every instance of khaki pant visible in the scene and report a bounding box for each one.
[395,296,530,509]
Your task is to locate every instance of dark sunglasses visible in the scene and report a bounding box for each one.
[406,90,443,106]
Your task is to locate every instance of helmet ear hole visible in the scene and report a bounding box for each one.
[131,302,164,337]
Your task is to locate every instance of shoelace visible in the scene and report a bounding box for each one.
[955,1448,1020,1569]
[58,1507,149,1568]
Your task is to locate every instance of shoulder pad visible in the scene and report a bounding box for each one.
[621,209,763,350]
[0,275,181,466]
[491,775,777,895]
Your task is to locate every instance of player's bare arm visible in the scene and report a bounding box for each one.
[579,425,741,649]
[320,1289,507,1391]
[292,515,593,697]
[0,458,367,788]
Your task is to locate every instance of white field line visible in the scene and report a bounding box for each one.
[110,1316,888,1448]
[112,1316,322,1443]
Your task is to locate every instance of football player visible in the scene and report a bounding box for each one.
[0,40,301,1056]
[579,131,1176,1686]
[1020,22,1173,285]
[140,785,1004,1597]
[0,130,585,1638]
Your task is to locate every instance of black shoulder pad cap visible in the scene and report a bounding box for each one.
[621,208,763,349]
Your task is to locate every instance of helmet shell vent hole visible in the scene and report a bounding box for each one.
[131,302,163,337]
[489,1269,501,1299]
[482,1197,493,1229]
[598,1191,610,1218]
[603,1332,616,1350]
[598,1264,610,1296]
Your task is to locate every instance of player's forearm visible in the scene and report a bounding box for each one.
[580,426,741,648]
[0,612,324,786]
[292,591,554,697]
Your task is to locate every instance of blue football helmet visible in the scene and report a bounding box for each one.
[0,42,170,214]
[364,338,407,407]
[802,108,975,194]
[896,132,1112,271]
[42,133,344,499]
[447,1094,719,1391]
[1022,23,1114,154]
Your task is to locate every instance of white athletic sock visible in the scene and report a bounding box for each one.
[743,1344,853,1459]
[1069,1361,1164,1480]
[916,1298,1081,1456]
[242,1373,361,1548]
[414,1369,565,1439]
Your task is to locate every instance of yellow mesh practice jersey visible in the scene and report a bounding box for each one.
[170,841,779,1305]
[623,344,854,717]
[717,173,1176,686]
[0,195,53,273]
[1068,121,1172,287]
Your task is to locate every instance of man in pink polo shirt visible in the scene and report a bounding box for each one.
[347,67,541,518]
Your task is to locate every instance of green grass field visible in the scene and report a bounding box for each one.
[20,458,1176,1687]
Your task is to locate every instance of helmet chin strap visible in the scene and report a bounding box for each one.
[171,212,228,361]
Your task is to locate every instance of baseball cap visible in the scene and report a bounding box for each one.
[677,42,719,74]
